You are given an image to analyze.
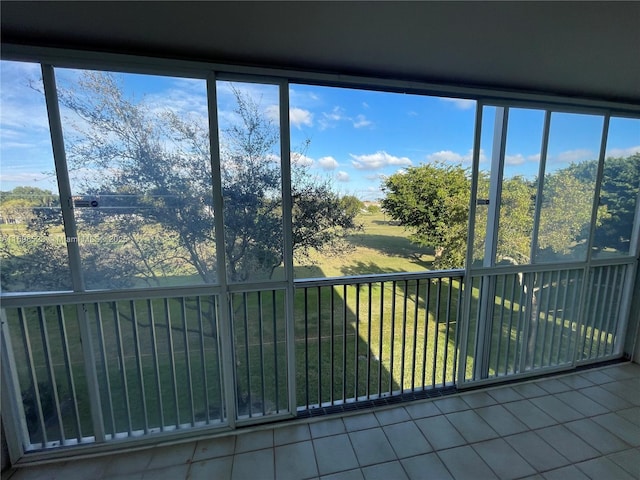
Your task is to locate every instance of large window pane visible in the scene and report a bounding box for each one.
[289,85,476,278]
[471,105,495,266]
[535,112,603,263]
[592,117,640,258]
[56,69,215,289]
[0,61,72,292]
[217,81,283,283]
[496,108,545,266]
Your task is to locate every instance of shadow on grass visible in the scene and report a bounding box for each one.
[346,233,435,261]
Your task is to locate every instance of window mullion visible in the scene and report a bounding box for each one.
[278,79,297,415]
[530,110,551,263]
[41,64,85,292]
[206,71,237,428]
[585,115,611,265]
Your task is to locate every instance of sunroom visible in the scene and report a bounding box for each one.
[1,2,639,479]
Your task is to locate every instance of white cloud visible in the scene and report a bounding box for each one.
[440,97,476,110]
[335,171,350,182]
[505,154,526,165]
[291,152,314,167]
[365,173,386,181]
[427,150,467,163]
[553,148,594,163]
[350,151,412,170]
[290,107,313,128]
[527,153,541,163]
[318,156,339,170]
[353,114,372,129]
[146,78,209,122]
[0,171,54,184]
[323,106,346,123]
[265,104,280,122]
[362,102,370,109]
[319,106,372,130]
[606,145,640,158]
[427,148,487,164]
[266,153,281,164]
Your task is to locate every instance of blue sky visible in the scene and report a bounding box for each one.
[1,61,639,200]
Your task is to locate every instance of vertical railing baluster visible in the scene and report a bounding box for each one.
[113,302,132,436]
[95,304,116,436]
[147,300,164,431]
[196,297,210,424]
[442,277,453,386]
[588,267,604,358]
[411,280,419,392]
[606,265,625,356]
[599,266,617,357]
[377,281,384,397]
[494,274,507,377]
[539,271,553,367]
[547,270,562,366]
[214,296,224,422]
[568,270,583,362]
[330,287,335,405]
[367,283,372,399]
[38,307,65,444]
[18,308,47,447]
[600,266,614,357]
[579,270,596,361]
[452,276,463,384]
[596,267,611,357]
[342,285,347,403]
[129,301,148,434]
[514,274,526,373]
[164,298,180,426]
[258,292,266,416]
[304,288,309,409]
[181,298,195,426]
[57,305,82,442]
[555,270,570,365]
[421,279,431,389]
[472,277,484,380]
[272,291,279,413]
[504,274,517,375]
[317,286,322,406]
[354,283,360,401]
[529,272,544,369]
[586,268,604,359]
[432,279,442,388]
[400,280,408,393]
[242,293,251,417]
[389,281,396,395]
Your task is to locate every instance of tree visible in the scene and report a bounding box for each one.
[568,153,639,253]
[381,160,612,269]
[339,195,364,218]
[1,71,360,290]
[381,162,470,268]
[536,169,599,260]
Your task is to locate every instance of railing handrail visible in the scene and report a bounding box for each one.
[0,284,224,308]
[0,270,465,308]
[293,269,465,288]
[468,257,636,277]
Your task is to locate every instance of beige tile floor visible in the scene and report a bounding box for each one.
[3,363,639,480]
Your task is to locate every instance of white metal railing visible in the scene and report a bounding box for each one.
[294,270,463,411]
[1,289,228,452]
[1,260,635,457]
[462,259,635,385]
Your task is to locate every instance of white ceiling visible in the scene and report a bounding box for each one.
[2,1,639,104]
